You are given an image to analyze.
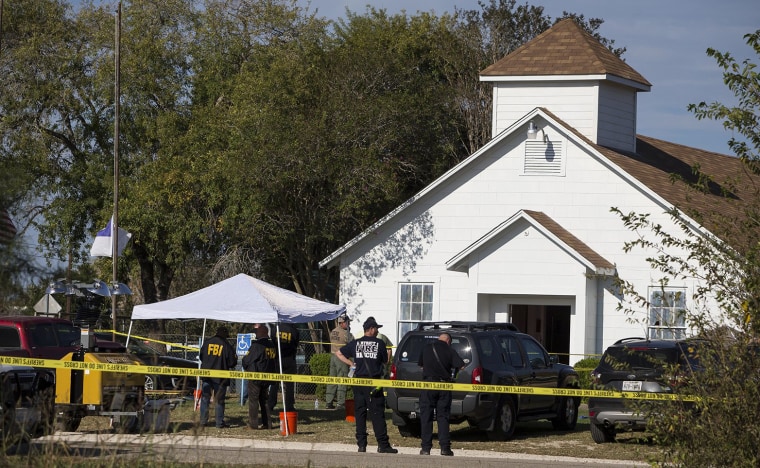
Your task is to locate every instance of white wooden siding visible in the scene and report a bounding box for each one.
[338,129,697,353]
[493,82,599,141]
[597,82,637,152]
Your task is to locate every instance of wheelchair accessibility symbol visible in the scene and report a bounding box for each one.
[237,333,252,356]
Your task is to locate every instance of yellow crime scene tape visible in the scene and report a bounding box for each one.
[0,355,697,402]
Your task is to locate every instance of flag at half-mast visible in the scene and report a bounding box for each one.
[90,217,131,257]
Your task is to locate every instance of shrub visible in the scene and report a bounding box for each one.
[572,356,600,403]
[309,352,331,400]
[309,352,353,401]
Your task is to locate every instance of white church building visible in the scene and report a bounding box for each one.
[319,19,751,364]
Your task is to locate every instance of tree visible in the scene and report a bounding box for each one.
[613,29,760,467]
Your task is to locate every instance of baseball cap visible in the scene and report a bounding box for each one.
[337,314,350,323]
[363,317,383,330]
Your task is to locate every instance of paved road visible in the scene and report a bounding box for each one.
[31,432,648,467]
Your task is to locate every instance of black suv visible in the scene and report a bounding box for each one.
[588,337,703,443]
[387,322,580,441]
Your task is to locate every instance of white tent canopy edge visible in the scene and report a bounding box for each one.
[130,273,346,323]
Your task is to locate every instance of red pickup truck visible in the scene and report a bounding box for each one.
[0,316,122,359]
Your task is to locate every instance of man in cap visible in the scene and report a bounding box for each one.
[337,317,398,454]
[325,313,351,409]
[242,324,277,430]
[354,316,394,378]
[199,325,237,428]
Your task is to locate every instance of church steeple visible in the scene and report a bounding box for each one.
[480,18,651,153]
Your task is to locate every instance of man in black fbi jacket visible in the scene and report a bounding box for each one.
[243,323,277,429]
[199,325,238,428]
[267,322,300,413]
[418,332,465,456]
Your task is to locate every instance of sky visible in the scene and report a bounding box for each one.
[297,0,759,155]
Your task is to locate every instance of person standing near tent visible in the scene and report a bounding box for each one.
[199,325,237,429]
[243,323,277,430]
[337,317,398,454]
[325,313,351,409]
[268,322,300,413]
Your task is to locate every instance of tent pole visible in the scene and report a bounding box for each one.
[195,318,207,411]
[275,322,290,435]
[125,320,133,346]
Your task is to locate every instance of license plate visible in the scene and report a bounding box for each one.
[622,381,642,391]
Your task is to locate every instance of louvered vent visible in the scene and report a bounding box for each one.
[524,140,563,175]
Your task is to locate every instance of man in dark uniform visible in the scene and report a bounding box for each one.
[337,317,398,454]
[199,325,238,428]
[268,322,300,413]
[418,332,465,456]
[243,323,277,429]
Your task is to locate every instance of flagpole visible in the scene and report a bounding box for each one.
[111,2,121,340]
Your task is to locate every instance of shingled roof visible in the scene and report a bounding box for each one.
[480,18,651,88]
[602,136,754,231]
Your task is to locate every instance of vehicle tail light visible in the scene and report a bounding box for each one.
[471,366,482,384]
[390,363,397,380]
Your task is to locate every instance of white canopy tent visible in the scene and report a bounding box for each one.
[129,273,346,434]
[131,273,345,323]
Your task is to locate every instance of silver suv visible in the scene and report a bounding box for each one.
[387,322,580,441]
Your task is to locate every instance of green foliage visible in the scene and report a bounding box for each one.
[572,356,599,402]
[612,28,760,467]
[688,30,760,176]
[309,352,331,400]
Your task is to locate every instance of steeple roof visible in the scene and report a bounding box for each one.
[480,18,651,88]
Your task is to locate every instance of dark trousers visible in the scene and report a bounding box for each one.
[353,385,390,449]
[268,356,297,412]
[247,380,271,429]
[420,389,453,451]
[199,379,228,427]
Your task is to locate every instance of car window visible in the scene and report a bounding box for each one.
[27,323,58,347]
[450,337,472,365]
[398,335,436,363]
[496,335,524,368]
[602,346,679,370]
[477,336,502,368]
[398,334,472,365]
[0,326,21,348]
[53,322,81,347]
[521,337,548,368]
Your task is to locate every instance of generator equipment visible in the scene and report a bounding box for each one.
[54,328,145,432]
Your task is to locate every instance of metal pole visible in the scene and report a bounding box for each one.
[112,2,121,340]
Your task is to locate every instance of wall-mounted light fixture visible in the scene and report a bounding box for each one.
[526,121,548,142]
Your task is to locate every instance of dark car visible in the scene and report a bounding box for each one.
[95,334,199,395]
[0,364,56,444]
[387,322,580,441]
[588,337,703,443]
